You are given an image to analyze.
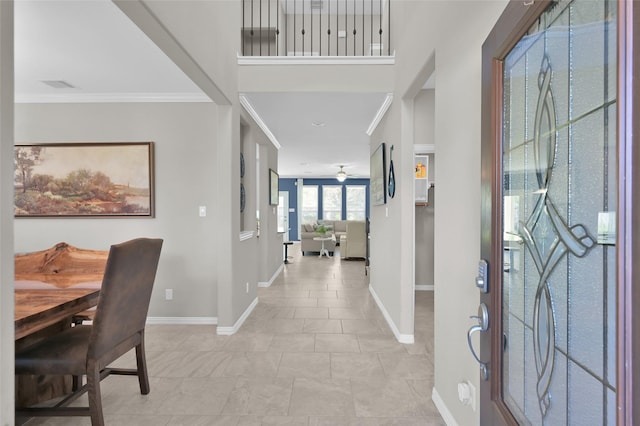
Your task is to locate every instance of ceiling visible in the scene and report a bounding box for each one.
[14,0,392,179]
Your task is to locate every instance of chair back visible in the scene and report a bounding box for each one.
[88,238,163,359]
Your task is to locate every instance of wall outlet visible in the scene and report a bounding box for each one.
[457,380,476,411]
[199,206,207,217]
[165,288,173,300]
[246,282,249,293]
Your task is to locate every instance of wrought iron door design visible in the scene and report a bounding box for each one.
[501,0,616,424]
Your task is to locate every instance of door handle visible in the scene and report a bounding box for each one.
[467,303,489,381]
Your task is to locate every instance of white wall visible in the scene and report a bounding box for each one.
[0,2,14,424]
[14,102,220,319]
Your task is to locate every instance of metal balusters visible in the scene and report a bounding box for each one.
[387,0,390,55]
[352,0,356,55]
[327,0,331,56]
[378,0,382,56]
[240,0,391,57]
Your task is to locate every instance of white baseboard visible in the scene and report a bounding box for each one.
[432,387,458,426]
[216,296,258,335]
[146,317,217,325]
[258,263,284,288]
[416,284,434,291]
[369,285,414,344]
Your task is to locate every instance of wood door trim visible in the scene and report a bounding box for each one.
[618,1,639,424]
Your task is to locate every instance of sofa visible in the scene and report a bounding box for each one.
[300,220,366,256]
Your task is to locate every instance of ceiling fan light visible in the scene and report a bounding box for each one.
[336,167,347,182]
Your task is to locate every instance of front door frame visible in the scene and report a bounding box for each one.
[479,0,640,424]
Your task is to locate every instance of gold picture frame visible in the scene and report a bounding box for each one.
[14,142,155,217]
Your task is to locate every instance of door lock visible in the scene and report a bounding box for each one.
[476,259,489,293]
[467,303,489,381]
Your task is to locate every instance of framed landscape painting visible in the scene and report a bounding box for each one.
[14,142,155,217]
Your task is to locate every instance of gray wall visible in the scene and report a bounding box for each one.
[0,2,14,422]
[14,102,220,319]
[374,2,507,425]
[414,89,435,289]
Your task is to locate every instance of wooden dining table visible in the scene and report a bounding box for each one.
[15,286,100,340]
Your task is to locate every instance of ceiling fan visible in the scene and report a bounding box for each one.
[336,165,348,182]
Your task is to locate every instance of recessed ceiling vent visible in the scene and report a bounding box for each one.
[310,0,323,10]
[41,80,75,89]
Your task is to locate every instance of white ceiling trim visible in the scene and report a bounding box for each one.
[366,93,393,136]
[239,94,281,150]
[15,92,212,104]
[237,54,395,66]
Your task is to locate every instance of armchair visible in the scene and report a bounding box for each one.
[15,238,163,426]
[341,221,367,259]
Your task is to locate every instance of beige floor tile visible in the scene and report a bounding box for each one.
[168,415,241,426]
[277,352,331,379]
[303,319,343,334]
[377,354,434,379]
[351,378,425,418]
[288,378,355,417]
[268,333,316,352]
[329,308,364,320]
[330,353,386,379]
[294,307,329,319]
[155,377,237,415]
[341,319,385,335]
[19,242,443,425]
[216,352,282,378]
[357,335,408,354]
[314,333,361,353]
[236,416,309,425]
[222,377,293,416]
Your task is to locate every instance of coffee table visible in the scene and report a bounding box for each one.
[313,236,334,258]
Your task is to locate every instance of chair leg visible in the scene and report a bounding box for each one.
[135,336,150,395]
[86,364,104,426]
[72,374,83,391]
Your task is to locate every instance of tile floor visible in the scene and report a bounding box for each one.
[23,243,444,425]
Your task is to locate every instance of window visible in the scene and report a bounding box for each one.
[346,185,366,220]
[302,185,318,223]
[322,186,343,220]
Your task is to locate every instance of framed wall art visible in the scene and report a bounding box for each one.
[269,168,279,206]
[14,142,155,217]
[370,142,387,206]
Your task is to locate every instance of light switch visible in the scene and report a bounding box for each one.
[199,206,206,217]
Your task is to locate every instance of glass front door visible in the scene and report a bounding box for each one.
[502,0,617,425]
[500,0,616,423]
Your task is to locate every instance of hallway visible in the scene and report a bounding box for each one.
[24,243,444,425]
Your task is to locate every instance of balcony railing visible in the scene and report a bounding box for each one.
[241,0,391,57]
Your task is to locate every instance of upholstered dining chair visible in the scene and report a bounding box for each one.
[15,238,163,426]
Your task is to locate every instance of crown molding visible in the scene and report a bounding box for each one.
[366,93,393,136]
[239,94,281,150]
[14,92,212,104]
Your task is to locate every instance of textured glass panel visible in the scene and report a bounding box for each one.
[568,360,603,424]
[501,0,615,423]
[608,388,616,425]
[570,1,605,120]
[546,350,568,426]
[505,313,526,422]
[569,246,604,376]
